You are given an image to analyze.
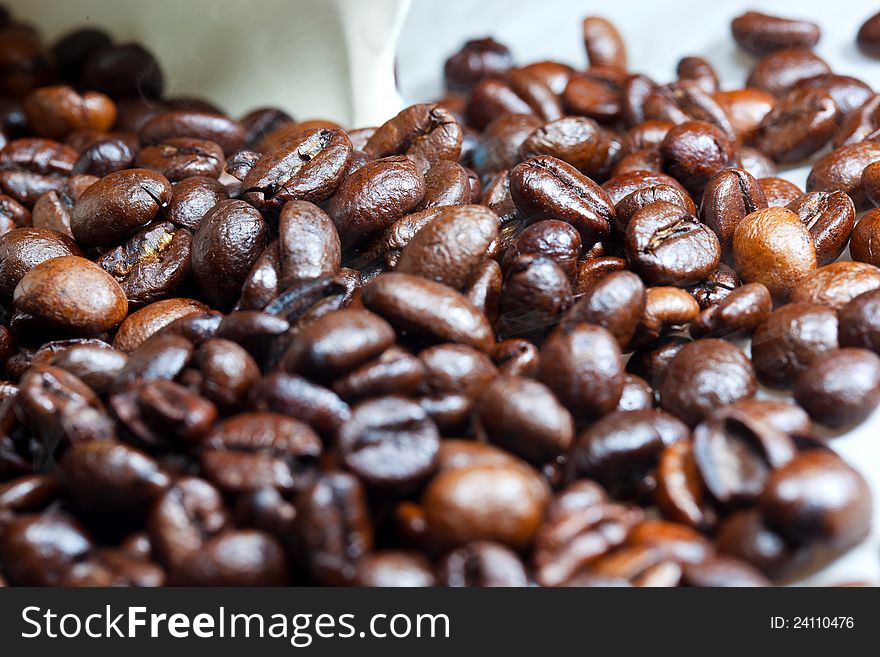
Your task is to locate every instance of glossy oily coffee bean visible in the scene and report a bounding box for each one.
[690,283,772,338]
[444,37,513,91]
[195,339,259,410]
[862,161,880,209]
[790,262,880,310]
[0,227,82,295]
[614,183,696,235]
[13,255,128,335]
[582,16,627,69]
[561,270,645,348]
[241,128,353,212]
[50,343,128,394]
[660,339,755,426]
[134,137,225,182]
[758,176,802,208]
[807,141,880,210]
[113,298,207,353]
[787,191,855,266]
[138,110,243,156]
[655,439,713,529]
[417,160,471,208]
[169,529,287,586]
[328,156,425,238]
[0,512,93,585]
[519,116,612,179]
[760,451,871,550]
[501,219,582,278]
[477,375,574,463]
[361,273,495,352]
[71,168,172,247]
[644,81,736,143]
[713,89,776,144]
[851,208,880,268]
[249,372,350,437]
[330,345,422,403]
[738,148,777,180]
[23,85,116,140]
[396,204,499,290]
[419,343,498,397]
[509,155,615,235]
[0,138,77,206]
[794,349,880,427]
[496,257,572,341]
[677,57,719,95]
[659,121,734,197]
[699,169,767,257]
[72,136,138,177]
[754,88,837,163]
[715,398,812,437]
[746,48,830,97]
[191,199,268,309]
[473,113,542,174]
[337,396,440,489]
[751,303,838,388]
[161,176,227,231]
[561,73,622,123]
[439,542,528,587]
[857,12,880,59]
[538,323,624,423]
[731,12,820,55]
[795,74,873,120]
[574,255,628,293]
[364,103,462,169]
[731,207,816,303]
[78,43,163,99]
[355,551,436,587]
[635,286,700,344]
[625,200,720,286]
[277,200,341,286]
[839,288,880,354]
[200,412,321,493]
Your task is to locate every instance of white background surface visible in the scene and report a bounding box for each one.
[398,0,880,585]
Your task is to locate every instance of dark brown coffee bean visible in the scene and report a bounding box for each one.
[676,56,719,95]
[0,474,59,513]
[731,207,816,303]
[472,113,542,175]
[644,81,736,143]
[787,191,855,266]
[690,283,772,338]
[497,257,572,340]
[747,48,831,97]
[111,333,194,391]
[731,12,821,55]
[23,84,115,140]
[332,347,424,402]
[169,529,288,586]
[195,338,259,410]
[466,78,537,131]
[0,511,93,585]
[0,138,76,206]
[337,396,439,488]
[680,556,769,587]
[621,74,658,127]
[625,200,720,286]
[738,147,777,179]
[807,141,880,210]
[758,176,803,207]
[135,137,225,181]
[582,16,627,69]
[699,169,767,257]
[249,371,350,437]
[751,302,838,388]
[296,472,373,585]
[715,398,812,437]
[362,273,495,352]
[0,227,82,296]
[416,160,471,208]
[687,264,740,310]
[634,287,700,345]
[240,107,294,150]
[656,439,714,529]
[57,548,165,587]
[520,116,612,179]
[794,348,880,427]
[397,204,499,289]
[138,110,243,156]
[857,12,880,58]
[79,43,163,99]
[660,121,734,197]
[615,183,696,236]
[444,37,513,92]
[509,155,615,235]
[423,459,549,550]
[191,199,268,309]
[71,168,172,247]
[354,550,436,587]
[72,135,138,177]
[794,74,873,119]
[364,103,462,169]
[761,450,871,550]
[791,261,880,310]
[561,73,621,123]
[113,298,205,354]
[438,542,526,587]
[501,219,582,278]
[839,288,880,354]
[660,339,755,426]
[30,174,97,237]
[49,343,128,394]
[754,88,837,162]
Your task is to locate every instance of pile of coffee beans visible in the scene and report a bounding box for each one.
[0,6,878,587]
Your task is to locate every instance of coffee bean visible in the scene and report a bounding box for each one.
[497,257,572,340]
[747,48,830,97]
[444,38,513,92]
[365,103,462,169]
[520,116,612,179]
[795,74,873,119]
[660,339,755,426]
[758,176,803,207]
[690,283,772,338]
[79,43,163,99]
[135,137,225,181]
[754,88,838,162]
[655,439,714,529]
[615,183,696,235]
[731,12,820,55]
[857,12,880,58]
[0,511,93,585]
[355,551,436,587]
[699,169,767,258]
[501,219,582,278]
[0,227,82,295]
[0,138,78,206]
[582,16,627,69]
[839,288,880,354]
[562,271,645,348]
[113,298,207,353]
[635,286,700,344]
[561,73,621,123]
[794,348,880,427]
[162,175,227,231]
[790,261,880,310]
[23,85,115,140]
[196,338,259,410]
[807,141,880,210]
[787,191,855,266]
[731,207,816,303]
[751,303,838,388]
[49,342,128,394]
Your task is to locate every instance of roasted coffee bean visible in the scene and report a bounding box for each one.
[14,255,128,335]
[713,89,776,143]
[807,141,880,210]
[520,116,611,179]
[444,37,513,92]
[690,283,771,338]
[509,156,615,235]
[71,168,171,247]
[113,298,206,353]
[200,412,321,493]
[699,169,766,258]
[191,199,268,309]
[0,193,30,235]
[195,338,259,410]
[275,200,341,286]
[240,107,294,150]
[635,286,700,344]
[97,221,192,306]
[675,56,718,95]
[617,373,654,412]
[472,113,542,174]
[423,459,549,550]
[791,261,880,310]
[296,472,373,585]
[417,160,471,208]
[466,78,537,131]
[364,103,462,169]
[420,343,497,397]
[79,43,163,99]
[491,338,539,377]
[839,288,880,354]
[477,375,573,463]
[397,204,499,289]
[644,81,736,143]
[787,191,855,266]
[758,176,803,207]
[60,440,169,515]
[134,137,224,181]
[754,88,837,162]
[111,333,194,391]
[857,12,880,58]
[23,85,115,140]
[747,48,831,97]
[501,219,582,277]
[354,551,436,587]
[72,135,138,177]
[249,371,350,437]
[680,556,769,587]
[168,529,287,586]
[582,16,627,69]
[660,121,734,197]
[0,511,93,585]
[138,110,243,156]
[738,147,777,179]
[241,128,353,212]
[562,73,621,123]
[337,396,439,488]
[57,548,164,587]
[655,439,714,529]
[161,175,227,231]
[439,542,528,587]
[497,257,572,340]
[715,398,812,437]
[333,348,424,401]
[562,271,645,348]
[760,450,871,549]
[615,183,696,235]
[49,343,128,394]
[362,273,495,352]
[731,207,816,303]
[620,74,658,127]
[0,227,81,295]
[660,339,756,426]
[328,156,425,238]
[794,74,873,119]
[625,200,720,286]
[794,348,880,427]
[0,474,59,513]
[573,255,628,293]
[751,303,838,388]
[692,411,795,505]
[731,12,820,55]
[0,138,77,206]
[29,174,95,237]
